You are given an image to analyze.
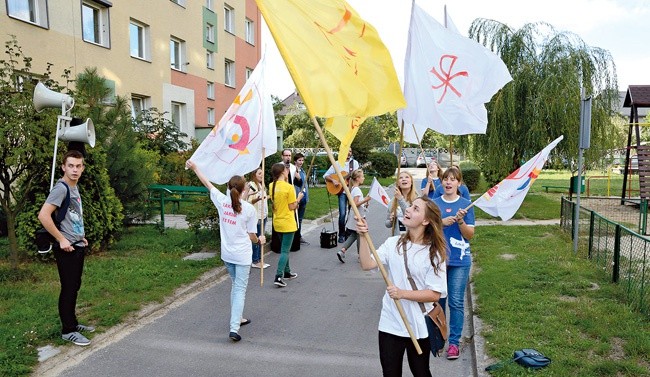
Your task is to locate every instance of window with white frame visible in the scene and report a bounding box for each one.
[82,1,111,48]
[206,51,214,70]
[131,95,150,118]
[171,102,184,130]
[206,23,215,43]
[7,0,49,27]
[170,36,186,71]
[245,19,255,45]
[207,81,214,100]
[207,108,215,126]
[170,0,186,6]
[129,20,150,60]
[224,4,234,33]
[205,0,214,11]
[225,59,235,87]
[245,67,253,80]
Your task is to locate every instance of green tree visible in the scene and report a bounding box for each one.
[134,108,188,155]
[464,20,621,184]
[0,37,58,268]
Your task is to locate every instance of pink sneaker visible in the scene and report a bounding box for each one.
[447,344,460,360]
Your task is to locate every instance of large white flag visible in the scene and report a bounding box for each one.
[401,4,512,139]
[474,136,564,221]
[190,58,277,184]
[368,177,391,208]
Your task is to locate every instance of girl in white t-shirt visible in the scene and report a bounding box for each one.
[336,169,370,263]
[186,160,264,342]
[357,196,447,376]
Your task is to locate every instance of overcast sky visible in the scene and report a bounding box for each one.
[262,0,650,100]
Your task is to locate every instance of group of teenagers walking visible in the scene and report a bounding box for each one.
[186,151,476,377]
[42,146,475,376]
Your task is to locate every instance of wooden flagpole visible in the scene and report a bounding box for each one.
[310,116,423,355]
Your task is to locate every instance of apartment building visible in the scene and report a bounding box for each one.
[0,0,261,142]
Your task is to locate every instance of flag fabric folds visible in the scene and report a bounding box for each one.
[324,116,366,166]
[474,136,564,221]
[368,177,391,209]
[190,59,277,184]
[256,0,406,119]
[401,3,512,137]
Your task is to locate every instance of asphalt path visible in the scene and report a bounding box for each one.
[41,187,476,377]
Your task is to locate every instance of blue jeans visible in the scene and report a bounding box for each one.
[438,265,470,346]
[252,218,267,264]
[338,193,348,235]
[224,262,251,334]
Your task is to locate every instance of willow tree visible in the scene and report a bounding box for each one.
[464,20,621,184]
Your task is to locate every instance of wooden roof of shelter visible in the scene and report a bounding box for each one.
[623,85,650,108]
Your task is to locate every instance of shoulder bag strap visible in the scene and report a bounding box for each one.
[402,242,428,314]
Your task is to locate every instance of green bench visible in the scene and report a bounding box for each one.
[147,185,209,228]
[541,185,569,193]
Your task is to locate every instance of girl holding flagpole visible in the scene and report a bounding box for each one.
[336,169,370,263]
[432,165,471,201]
[185,160,262,342]
[269,162,304,287]
[357,196,447,376]
[247,167,269,269]
[420,160,442,199]
[385,171,419,235]
[432,166,475,360]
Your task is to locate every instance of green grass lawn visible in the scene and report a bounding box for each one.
[473,225,650,376]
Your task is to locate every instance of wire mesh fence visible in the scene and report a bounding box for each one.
[561,197,649,316]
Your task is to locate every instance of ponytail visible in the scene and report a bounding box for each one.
[227,176,246,214]
[270,163,286,212]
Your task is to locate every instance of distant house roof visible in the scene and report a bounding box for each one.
[277,91,306,116]
[619,87,649,118]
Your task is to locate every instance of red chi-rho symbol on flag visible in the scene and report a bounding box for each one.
[430,55,468,103]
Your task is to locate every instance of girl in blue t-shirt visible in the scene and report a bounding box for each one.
[433,166,475,360]
[421,159,442,199]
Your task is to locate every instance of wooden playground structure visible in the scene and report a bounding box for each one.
[621,85,650,206]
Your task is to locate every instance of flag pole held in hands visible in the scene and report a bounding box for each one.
[310,116,423,355]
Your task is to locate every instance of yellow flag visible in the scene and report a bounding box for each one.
[256,0,406,118]
[325,116,367,165]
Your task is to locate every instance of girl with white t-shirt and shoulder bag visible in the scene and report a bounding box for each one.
[336,169,370,263]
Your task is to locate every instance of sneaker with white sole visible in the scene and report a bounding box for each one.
[337,250,345,263]
[62,331,91,346]
[447,344,460,360]
[283,272,298,279]
[76,324,95,333]
[273,276,287,287]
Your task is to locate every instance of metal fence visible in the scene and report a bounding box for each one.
[561,197,650,316]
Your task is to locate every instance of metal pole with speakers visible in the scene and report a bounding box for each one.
[32,82,96,190]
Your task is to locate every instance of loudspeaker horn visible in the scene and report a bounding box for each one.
[59,117,95,148]
[33,82,74,112]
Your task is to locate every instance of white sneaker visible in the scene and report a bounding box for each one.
[62,331,90,346]
[262,263,270,269]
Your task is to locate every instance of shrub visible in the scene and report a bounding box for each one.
[459,161,480,192]
[368,152,398,178]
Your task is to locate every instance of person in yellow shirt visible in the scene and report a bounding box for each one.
[268,163,304,287]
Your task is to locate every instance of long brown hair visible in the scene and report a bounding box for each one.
[391,171,418,212]
[396,196,447,275]
[227,175,246,214]
[270,162,286,211]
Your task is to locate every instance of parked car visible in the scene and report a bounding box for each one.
[400,151,408,167]
[416,151,435,168]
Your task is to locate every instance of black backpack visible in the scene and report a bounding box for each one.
[35,181,70,253]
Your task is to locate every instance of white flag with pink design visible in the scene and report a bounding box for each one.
[368,177,391,208]
[401,4,512,141]
[474,136,564,221]
[190,58,277,184]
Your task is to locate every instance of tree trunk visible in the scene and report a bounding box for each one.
[6,210,20,270]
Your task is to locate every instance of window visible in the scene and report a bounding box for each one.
[171,102,184,130]
[7,0,48,27]
[207,108,215,126]
[205,0,214,11]
[170,36,186,71]
[206,51,214,70]
[224,4,234,33]
[129,20,150,60]
[206,23,215,43]
[207,81,215,100]
[245,67,253,80]
[131,95,149,118]
[224,59,235,87]
[82,1,111,48]
[245,19,254,45]
[170,0,186,6]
